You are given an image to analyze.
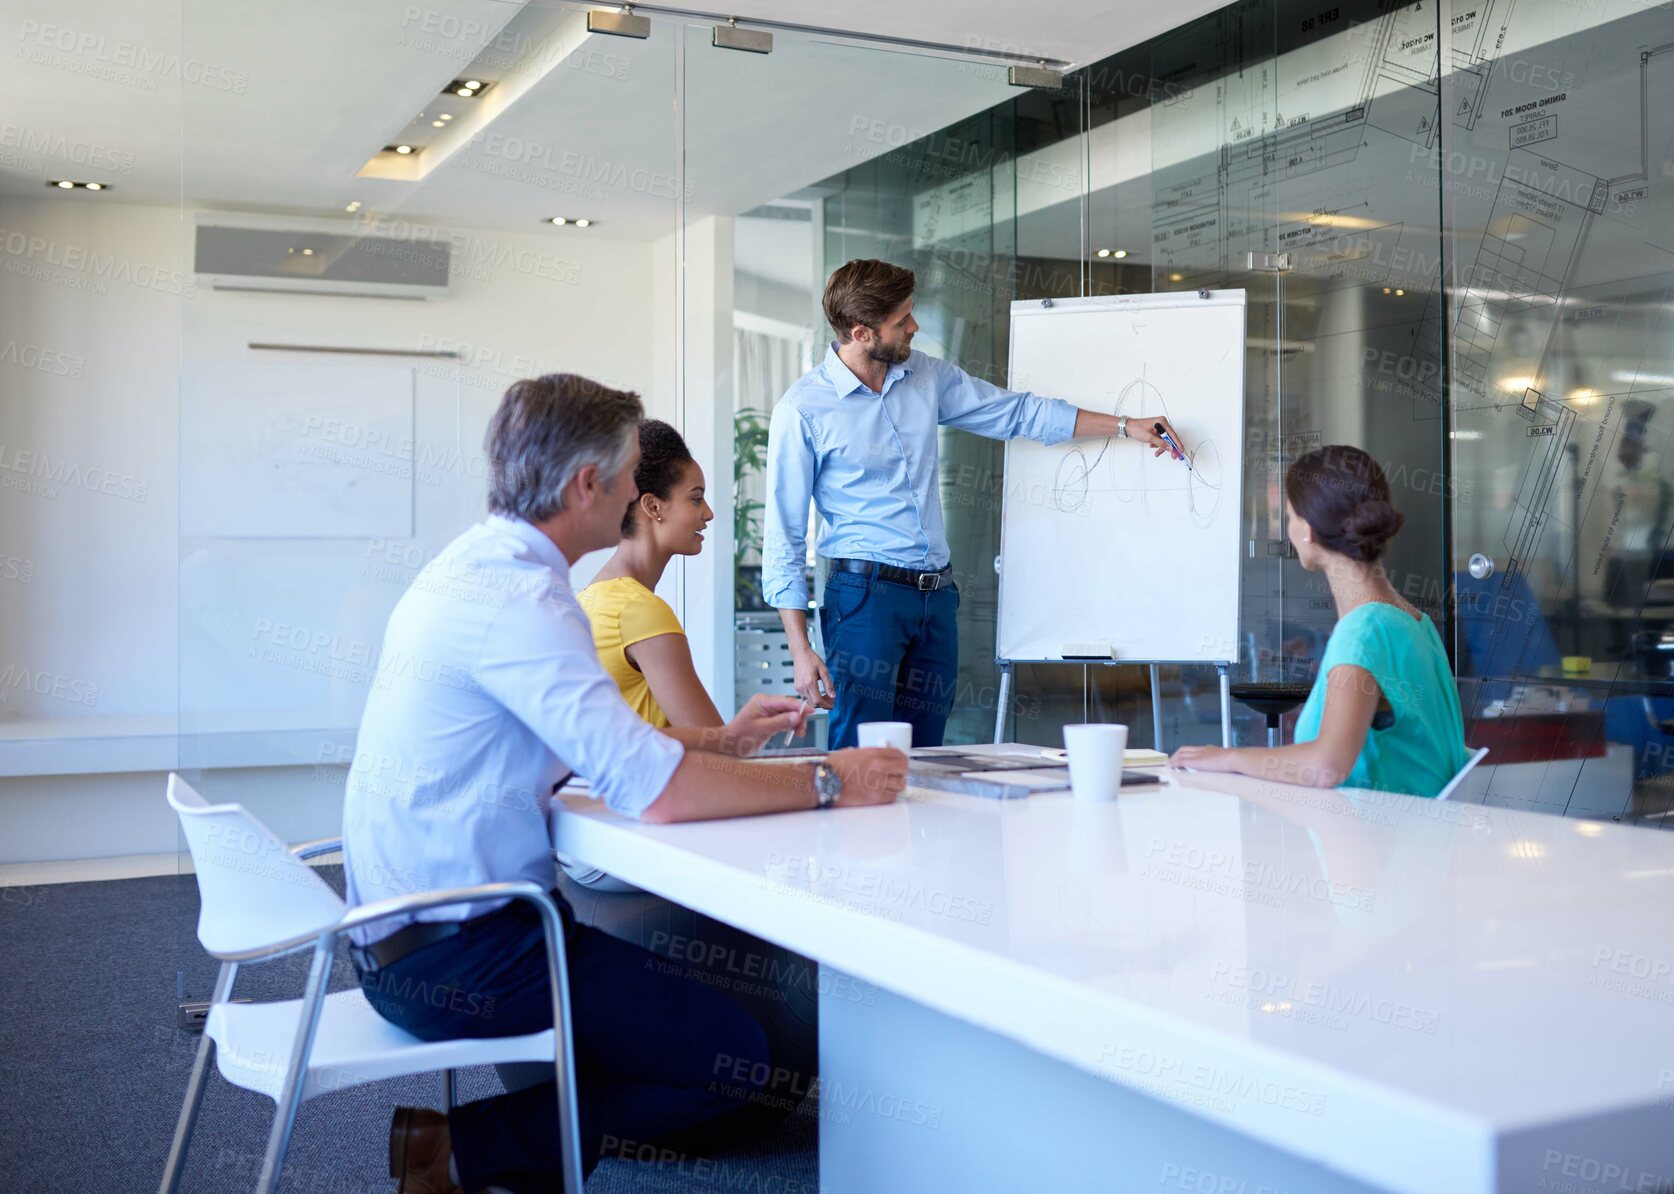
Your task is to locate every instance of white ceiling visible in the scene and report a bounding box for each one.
[708,0,1228,71]
[0,0,1221,239]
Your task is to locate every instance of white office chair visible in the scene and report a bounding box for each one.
[1435,746,1490,802]
[159,773,584,1194]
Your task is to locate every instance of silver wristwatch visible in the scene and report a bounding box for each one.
[812,762,842,809]
[1117,415,1129,439]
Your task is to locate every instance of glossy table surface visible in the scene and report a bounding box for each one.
[552,746,1674,1188]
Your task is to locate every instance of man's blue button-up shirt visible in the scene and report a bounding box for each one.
[762,342,1077,609]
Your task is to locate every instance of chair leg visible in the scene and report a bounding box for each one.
[525,894,585,1194]
[159,961,238,1194]
[445,1068,459,1109]
[255,938,334,1194]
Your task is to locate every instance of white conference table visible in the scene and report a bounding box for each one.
[551,745,1674,1194]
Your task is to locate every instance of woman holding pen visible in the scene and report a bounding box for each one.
[1170,445,1469,798]
[570,420,821,1106]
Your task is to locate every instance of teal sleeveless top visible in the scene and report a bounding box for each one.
[1292,602,1469,798]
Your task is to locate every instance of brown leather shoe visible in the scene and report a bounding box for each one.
[389,1106,463,1194]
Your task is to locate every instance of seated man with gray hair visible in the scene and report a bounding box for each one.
[342,373,907,1193]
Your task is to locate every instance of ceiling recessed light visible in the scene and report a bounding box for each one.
[302,248,314,256]
[345,201,361,212]
[287,247,296,254]
[1169,273,1184,282]
[550,217,568,225]
[1395,288,1405,296]
[394,144,414,154]
[464,80,481,89]
[1113,249,1127,259]
[432,120,445,127]
[439,113,453,121]
[84,182,103,191]
[575,218,591,227]
[1096,248,1111,258]
[55,179,74,188]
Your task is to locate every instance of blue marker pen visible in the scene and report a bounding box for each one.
[1154,422,1192,471]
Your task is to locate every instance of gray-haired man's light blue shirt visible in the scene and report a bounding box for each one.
[762,343,1077,610]
[341,514,684,945]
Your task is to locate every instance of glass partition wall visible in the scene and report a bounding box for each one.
[166,0,1674,830]
[6,0,1671,889]
[1441,0,1674,822]
[175,0,679,838]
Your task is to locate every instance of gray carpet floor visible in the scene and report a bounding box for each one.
[0,870,818,1193]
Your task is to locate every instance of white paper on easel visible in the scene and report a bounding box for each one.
[997,292,1245,665]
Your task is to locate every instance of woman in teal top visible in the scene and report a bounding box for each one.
[1171,445,1470,798]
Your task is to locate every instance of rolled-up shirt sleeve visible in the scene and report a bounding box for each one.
[931,355,1077,445]
[475,593,684,819]
[763,400,818,610]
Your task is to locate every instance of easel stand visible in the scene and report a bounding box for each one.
[993,660,1234,749]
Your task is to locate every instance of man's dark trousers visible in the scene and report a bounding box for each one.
[820,567,959,750]
[357,892,774,1192]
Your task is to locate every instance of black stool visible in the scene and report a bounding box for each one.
[1228,683,1313,747]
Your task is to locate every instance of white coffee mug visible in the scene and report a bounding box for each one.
[858,721,913,752]
[1063,723,1128,801]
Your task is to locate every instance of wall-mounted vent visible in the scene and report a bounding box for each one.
[194,220,450,300]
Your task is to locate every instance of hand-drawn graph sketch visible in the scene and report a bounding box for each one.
[1051,370,1226,528]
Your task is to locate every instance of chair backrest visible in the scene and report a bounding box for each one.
[167,773,346,958]
[1435,747,1490,802]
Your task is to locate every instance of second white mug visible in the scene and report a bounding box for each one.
[858,721,913,752]
[1063,723,1129,801]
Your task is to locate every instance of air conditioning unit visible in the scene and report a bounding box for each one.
[193,215,451,300]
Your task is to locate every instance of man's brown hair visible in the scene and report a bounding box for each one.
[822,259,915,342]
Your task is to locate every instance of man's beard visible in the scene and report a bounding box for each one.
[866,339,911,366]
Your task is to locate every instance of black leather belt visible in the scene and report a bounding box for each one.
[832,558,952,592]
[349,919,463,974]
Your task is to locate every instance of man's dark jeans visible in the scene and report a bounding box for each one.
[821,568,960,750]
[357,893,774,1191]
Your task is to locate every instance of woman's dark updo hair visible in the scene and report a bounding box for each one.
[622,419,696,534]
[1283,444,1406,563]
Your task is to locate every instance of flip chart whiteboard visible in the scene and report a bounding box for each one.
[996,291,1245,664]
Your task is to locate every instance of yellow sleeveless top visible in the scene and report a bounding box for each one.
[577,576,685,728]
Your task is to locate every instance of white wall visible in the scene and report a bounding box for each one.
[0,196,663,862]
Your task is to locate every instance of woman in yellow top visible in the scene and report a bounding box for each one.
[579,419,725,728]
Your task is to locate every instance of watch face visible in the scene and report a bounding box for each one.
[815,763,842,806]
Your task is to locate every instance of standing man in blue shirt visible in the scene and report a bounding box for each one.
[765,259,1183,749]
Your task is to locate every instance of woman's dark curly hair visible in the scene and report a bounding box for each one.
[1284,444,1406,563]
[622,419,697,534]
